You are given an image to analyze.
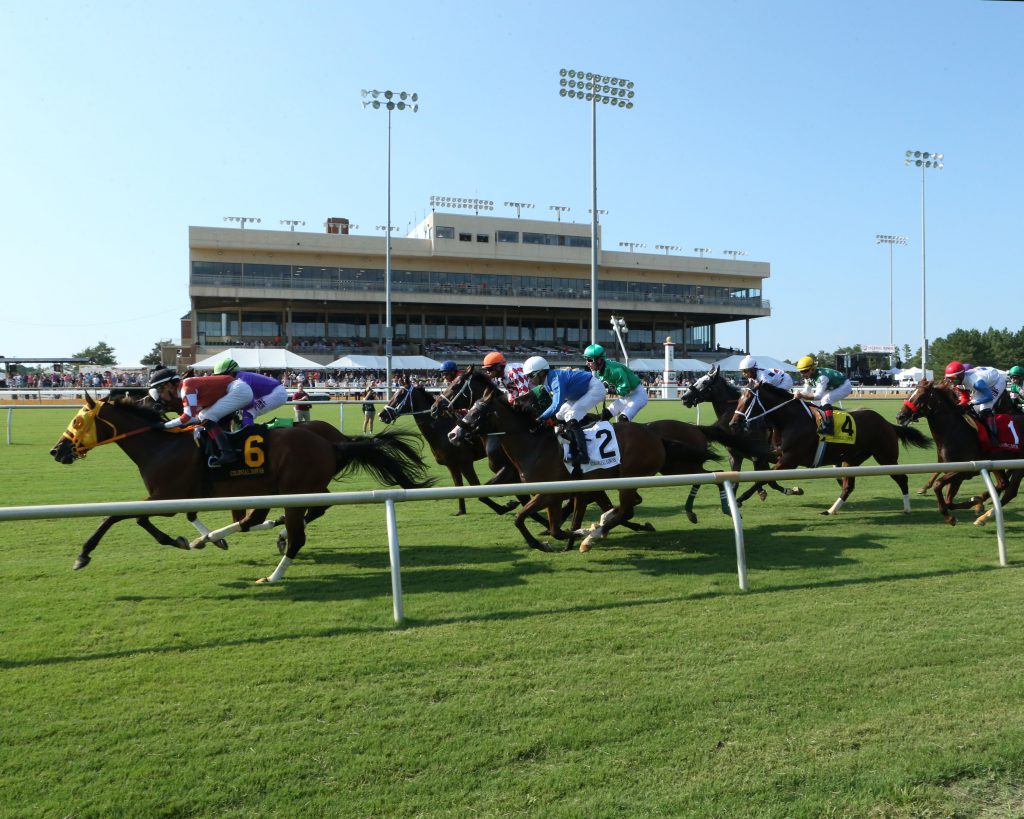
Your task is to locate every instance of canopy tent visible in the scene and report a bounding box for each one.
[895,367,934,382]
[627,358,711,373]
[326,354,443,370]
[192,348,325,370]
[714,354,799,373]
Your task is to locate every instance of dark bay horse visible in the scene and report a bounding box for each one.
[895,379,1024,525]
[731,382,930,514]
[378,377,519,517]
[51,394,432,582]
[446,371,727,551]
[680,365,803,504]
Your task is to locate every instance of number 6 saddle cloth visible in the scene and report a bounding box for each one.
[203,424,271,479]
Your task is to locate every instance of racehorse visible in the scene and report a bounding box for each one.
[446,371,728,552]
[50,394,433,582]
[731,381,930,514]
[378,376,520,517]
[680,365,803,504]
[895,379,1024,525]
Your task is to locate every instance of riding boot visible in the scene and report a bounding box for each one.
[985,412,999,445]
[206,424,238,468]
[566,419,588,472]
[617,413,629,423]
[819,405,834,436]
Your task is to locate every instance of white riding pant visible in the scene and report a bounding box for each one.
[248,384,289,419]
[198,379,253,423]
[607,384,649,421]
[821,382,853,406]
[554,376,607,422]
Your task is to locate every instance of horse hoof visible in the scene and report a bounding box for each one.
[173,537,190,550]
[642,522,656,532]
[757,490,767,502]
[255,576,273,584]
[276,533,287,555]
[791,487,804,496]
[946,517,957,527]
[579,538,593,553]
[73,555,90,571]
[686,513,698,524]
[190,539,207,550]
[213,539,229,551]
[453,510,467,517]
[820,510,832,516]
[916,487,930,495]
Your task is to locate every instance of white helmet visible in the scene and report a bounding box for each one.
[762,367,789,388]
[522,355,550,377]
[738,355,758,371]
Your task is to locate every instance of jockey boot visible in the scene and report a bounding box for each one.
[617,413,629,423]
[205,424,238,468]
[984,411,999,445]
[566,419,588,471]
[819,405,834,436]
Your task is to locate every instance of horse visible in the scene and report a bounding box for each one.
[50,394,433,582]
[378,376,520,517]
[730,382,930,514]
[446,371,728,552]
[680,365,803,504]
[895,379,1024,525]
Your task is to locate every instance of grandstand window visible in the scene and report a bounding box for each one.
[435,226,455,239]
[496,230,519,243]
[476,234,489,243]
[289,313,324,336]
[565,235,591,248]
[458,233,472,242]
[240,312,279,337]
[485,318,503,342]
[327,314,366,338]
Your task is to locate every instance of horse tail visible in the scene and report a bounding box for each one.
[699,424,773,461]
[332,428,436,489]
[891,423,931,450]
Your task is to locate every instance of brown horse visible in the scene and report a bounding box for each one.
[731,382,930,514]
[895,379,1024,525]
[378,377,519,517]
[446,371,725,552]
[50,394,432,582]
[680,365,803,504]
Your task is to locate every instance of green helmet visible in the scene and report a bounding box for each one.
[583,344,605,359]
[1009,365,1024,378]
[214,358,239,375]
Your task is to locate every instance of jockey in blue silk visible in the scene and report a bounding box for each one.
[523,355,607,474]
[794,354,852,436]
[945,360,1006,442]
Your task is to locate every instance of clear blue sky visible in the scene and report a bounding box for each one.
[1,1,1020,366]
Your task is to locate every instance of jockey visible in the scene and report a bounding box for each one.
[738,355,794,390]
[439,359,460,384]
[480,350,531,402]
[794,354,852,436]
[523,355,607,473]
[214,357,290,426]
[163,373,247,467]
[583,343,647,422]
[146,367,182,414]
[1008,365,1024,410]
[945,361,1006,442]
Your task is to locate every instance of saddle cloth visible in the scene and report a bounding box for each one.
[965,414,1022,453]
[807,405,857,444]
[202,424,270,479]
[559,420,621,474]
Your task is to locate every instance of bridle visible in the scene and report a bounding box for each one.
[58,399,161,459]
[734,385,799,427]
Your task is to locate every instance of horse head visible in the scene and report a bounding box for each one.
[51,394,164,463]
[446,385,498,445]
[897,379,958,426]
[680,365,719,408]
[432,365,487,419]
[378,384,411,425]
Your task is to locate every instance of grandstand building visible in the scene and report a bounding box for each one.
[182,211,770,367]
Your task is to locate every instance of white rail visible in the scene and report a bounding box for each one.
[2,459,1022,624]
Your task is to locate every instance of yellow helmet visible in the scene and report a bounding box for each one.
[796,354,816,372]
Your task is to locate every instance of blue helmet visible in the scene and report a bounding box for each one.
[439,360,458,373]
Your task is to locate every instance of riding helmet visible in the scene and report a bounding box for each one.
[583,343,605,359]
[214,358,240,375]
[1009,365,1024,378]
[482,351,506,367]
[522,355,550,377]
[795,354,816,372]
[738,355,757,371]
[149,367,180,387]
[944,360,966,378]
[439,360,458,373]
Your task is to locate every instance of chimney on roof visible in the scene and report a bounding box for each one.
[325,217,350,235]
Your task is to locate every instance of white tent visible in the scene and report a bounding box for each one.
[193,348,325,370]
[326,354,443,370]
[895,367,934,382]
[715,354,799,373]
[628,358,711,373]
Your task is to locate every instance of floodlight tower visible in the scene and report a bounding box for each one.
[549,205,571,222]
[504,201,534,218]
[361,88,419,398]
[904,149,944,378]
[655,244,682,255]
[223,216,261,229]
[618,242,646,253]
[558,68,636,345]
[693,247,711,258]
[280,220,305,231]
[431,196,495,215]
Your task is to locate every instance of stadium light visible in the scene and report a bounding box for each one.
[558,68,636,345]
[430,196,495,215]
[904,149,944,378]
[655,244,682,255]
[876,234,909,353]
[362,88,419,399]
[549,205,571,222]
[504,201,535,218]
[693,247,711,258]
[618,242,646,253]
[280,220,305,231]
[723,250,747,261]
[610,315,629,363]
[223,216,261,229]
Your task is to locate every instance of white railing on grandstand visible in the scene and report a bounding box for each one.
[2,459,1021,624]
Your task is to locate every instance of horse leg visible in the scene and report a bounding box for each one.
[823,474,855,515]
[513,496,555,552]
[976,470,1023,525]
[464,463,517,517]
[73,515,137,570]
[918,471,940,495]
[136,516,191,550]
[447,466,468,516]
[933,472,963,525]
[683,484,701,524]
[184,510,232,551]
[580,489,641,552]
[257,507,307,583]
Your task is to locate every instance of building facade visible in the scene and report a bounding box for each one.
[182,211,770,367]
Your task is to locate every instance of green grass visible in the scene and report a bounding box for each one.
[3,398,1024,817]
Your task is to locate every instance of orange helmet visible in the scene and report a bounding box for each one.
[482,351,506,367]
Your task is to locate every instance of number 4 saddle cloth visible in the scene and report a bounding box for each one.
[805,404,857,444]
[964,414,1023,453]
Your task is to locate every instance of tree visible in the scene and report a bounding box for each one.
[73,342,117,366]
[141,342,164,367]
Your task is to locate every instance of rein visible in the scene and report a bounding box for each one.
[737,388,800,424]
